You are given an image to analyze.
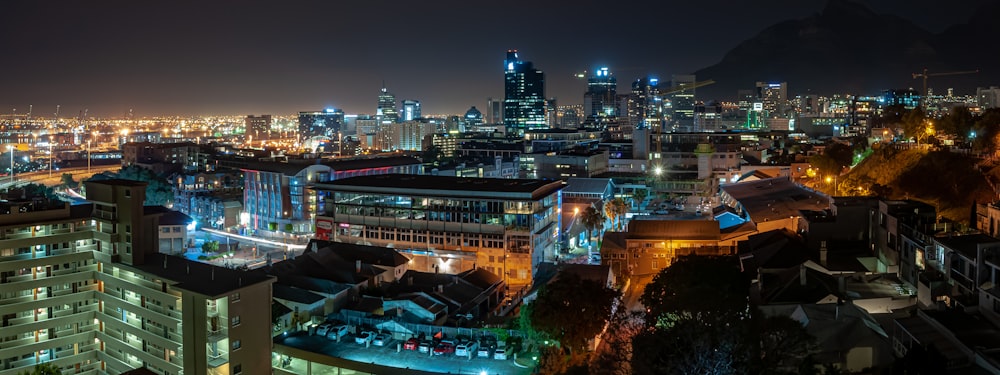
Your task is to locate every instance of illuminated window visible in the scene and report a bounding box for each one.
[232,340,241,351]
[232,316,240,327]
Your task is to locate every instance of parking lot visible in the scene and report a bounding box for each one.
[277,331,532,375]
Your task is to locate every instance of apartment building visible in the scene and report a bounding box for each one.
[0,179,274,375]
[312,174,564,287]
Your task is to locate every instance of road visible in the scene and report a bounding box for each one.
[0,165,119,189]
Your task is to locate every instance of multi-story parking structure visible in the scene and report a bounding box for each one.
[312,174,564,288]
[0,179,274,375]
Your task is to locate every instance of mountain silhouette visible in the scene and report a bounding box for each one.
[694,0,999,100]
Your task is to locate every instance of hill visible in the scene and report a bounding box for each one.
[843,145,997,223]
[694,0,1000,100]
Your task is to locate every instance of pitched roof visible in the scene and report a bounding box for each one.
[721,177,830,223]
[627,219,721,241]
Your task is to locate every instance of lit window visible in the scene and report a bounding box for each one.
[232,316,240,327]
[232,340,241,351]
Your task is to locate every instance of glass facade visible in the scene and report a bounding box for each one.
[503,50,546,136]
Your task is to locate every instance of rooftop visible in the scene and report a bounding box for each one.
[133,254,274,297]
[935,233,1000,260]
[721,177,830,223]
[627,219,721,241]
[314,174,565,200]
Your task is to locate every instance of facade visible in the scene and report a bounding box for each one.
[377,86,398,125]
[627,77,663,131]
[0,180,274,375]
[486,98,502,125]
[532,150,610,180]
[313,174,564,288]
[236,157,421,240]
[464,107,484,130]
[298,110,344,140]
[584,67,618,123]
[121,142,208,173]
[977,86,1000,109]
[503,50,546,136]
[670,74,697,131]
[601,219,731,278]
[401,100,421,122]
[755,82,788,115]
[172,172,242,229]
[244,115,271,139]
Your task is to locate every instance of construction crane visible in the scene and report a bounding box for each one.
[912,68,978,97]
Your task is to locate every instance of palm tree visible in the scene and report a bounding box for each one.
[604,198,628,231]
[581,206,605,244]
[632,188,648,211]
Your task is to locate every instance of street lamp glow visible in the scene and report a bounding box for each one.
[653,166,662,176]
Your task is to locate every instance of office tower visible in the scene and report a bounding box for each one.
[755,82,788,115]
[978,87,1000,109]
[503,50,546,136]
[244,114,271,139]
[671,74,697,131]
[377,85,398,124]
[558,105,583,128]
[401,100,421,122]
[584,67,618,122]
[465,106,484,130]
[486,98,503,124]
[298,109,344,140]
[545,98,558,128]
[627,77,663,130]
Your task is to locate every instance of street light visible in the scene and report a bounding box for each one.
[7,145,14,189]
[825,175,838,196]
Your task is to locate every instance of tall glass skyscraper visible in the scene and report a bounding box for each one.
[377,85,399,124]
[503,50,546,136]
[401,99,421,121]
[628,77,663,130]
[584,67,617,121]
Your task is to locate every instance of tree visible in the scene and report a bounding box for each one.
[603,198,628,231]
[580,206,604,242]
[61,173,79,188]
[633,256,755,374]
[631,188,648,211]
[758,315,818,374]
[528,272,619,353]
[901,107,927,142]
[18,363,61,375]
[202,240,220,253]
[590,308,647,375]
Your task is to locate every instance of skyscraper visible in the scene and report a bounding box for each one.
[671,74,697,131]
[503,50,546,136]
[401,99,421,121]
[755,81,788,115]
[377,85,398,124]
[486,98,503,125]
[298,109,344,140]
[628,77,663,130]
[584,67,618,122]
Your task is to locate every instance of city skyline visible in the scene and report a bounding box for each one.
[1,0,992,117]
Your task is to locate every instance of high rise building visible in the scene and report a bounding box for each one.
[0,180,276,375]
[244,114,271,139]
[377,85,398,124]
[486,98,503,125]
[503,50,546,136]
[464,106,484,130]
[627,77,663,131]
[671,74,697,131]
[298,109,344,140]
[401,100,421,121]
[978,87,1000,109]
[584,67,618,122]
[755,82,788,115]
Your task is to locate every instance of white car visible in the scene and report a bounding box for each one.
[355,331,375,345]
[455,341,478,357]
[494,345,508,360]
[326,325,349,340]
[314,323,333,336]
[373,333,391,346]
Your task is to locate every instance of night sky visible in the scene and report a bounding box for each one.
[0,0,989,117]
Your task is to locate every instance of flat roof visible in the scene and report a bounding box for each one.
[314,174,565,200]
[133,254,274,297]
[935,234,1000,260]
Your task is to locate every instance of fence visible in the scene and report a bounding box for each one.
[332,310,522,342]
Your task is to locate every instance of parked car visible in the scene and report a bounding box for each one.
[325,325,349,341]
[494,344,508,360]
[477,338,496,358]
[373,333,392,346]
[355,331,375,345]
[314,323,332,336]
[455,341,479,357]
[418,340,433,353]
[433,340,456,355]
[404,337,420,350]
